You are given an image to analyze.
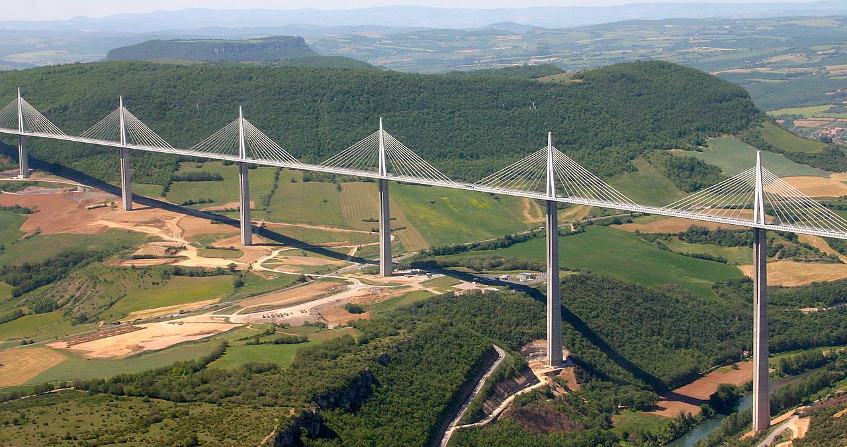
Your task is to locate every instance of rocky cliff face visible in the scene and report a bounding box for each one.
[274,369,376,446]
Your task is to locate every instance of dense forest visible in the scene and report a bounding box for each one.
[0,60,760,185]
[0,270,841,446]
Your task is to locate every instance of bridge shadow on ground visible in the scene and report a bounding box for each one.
[429,266,668,392]
[5,149,374,266]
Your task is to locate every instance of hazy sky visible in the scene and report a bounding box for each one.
[6,0,824,21]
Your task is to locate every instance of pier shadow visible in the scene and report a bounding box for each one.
[1,147,374,265]
[424,266,667,392]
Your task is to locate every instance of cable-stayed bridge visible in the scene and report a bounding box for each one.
[3,91,846,432]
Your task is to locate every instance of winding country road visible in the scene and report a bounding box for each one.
[439,345,506,447]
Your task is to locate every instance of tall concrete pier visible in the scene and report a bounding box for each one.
[378,118,392,277]
[379,179,392,276]
[119,148,132,211]
[546,133,563,367]
[752,227,769,431]
[238,162,252,246]
[17,134,27,179]
[546,199,563,367]
[752,151,770,432]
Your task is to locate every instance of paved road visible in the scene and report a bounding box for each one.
[439,345,506,447]
[756,415,798,447]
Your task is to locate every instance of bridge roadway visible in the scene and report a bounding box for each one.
[1,128,845,240]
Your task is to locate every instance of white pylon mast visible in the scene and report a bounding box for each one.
[118,97,127,146]
[753,151,765,225]
[378,117,387,177]
[238,106,246,160]
[16,88,23,133]
[546,132,555,198]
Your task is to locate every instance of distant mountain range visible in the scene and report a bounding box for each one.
[2,2,847,32]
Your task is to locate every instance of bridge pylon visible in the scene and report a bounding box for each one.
[378,118,392,277]
[118,97,133,211]
[16,88,28,179]
[238,107,252,246]
[752,151,770,432]
[546,132,563,368]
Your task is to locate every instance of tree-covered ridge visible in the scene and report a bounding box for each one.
[0,60,760,185]
[105,36,319,62]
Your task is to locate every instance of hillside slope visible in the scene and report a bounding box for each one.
[0,60,759,186]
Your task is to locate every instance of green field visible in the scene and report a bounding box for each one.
[165,162,277,210]
[607,158,687,206]
[494,226,743,298]
[224,271,302,302]
[0,229,151,266]
[210,326,358,369]
[132,182,166,197]
[367,290,437,314]
[420,275,463,292]
[611,411,670,438]
[679,137,829,177]
[258,170,347,227]
[101,275,234,320]
[661,238,753,265]
[0,211,25,249]
[0,311,96,344]
[759,121,827,154]
[197,247,243,258]
[390,183,534,246]
[769,105,833,118]
[28,340,223,384]
[262,223,378,247]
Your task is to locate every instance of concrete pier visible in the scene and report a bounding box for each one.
[119,148,132,211]
[239,162,252,246]
[752,227,770,432]
[546,200,563,367]
[17,135,28,178]
[379,179,392,277]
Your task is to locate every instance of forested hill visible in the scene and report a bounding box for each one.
[106,36,319,62]
[0,60,759,185]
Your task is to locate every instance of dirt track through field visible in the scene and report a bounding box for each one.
[521,198,545,223]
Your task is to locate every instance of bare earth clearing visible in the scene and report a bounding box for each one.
[650,362,753,417]
[0,347,67,386]
[233,281,346,314]
[125,298,221,321]
[48,317,238,359]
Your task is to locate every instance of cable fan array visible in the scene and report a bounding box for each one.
[80,107,173,150]
[321,129,454,183]
[476,145,635,205]
[662,166,847,234]
[0,97,65,136]
[187,117,301,164]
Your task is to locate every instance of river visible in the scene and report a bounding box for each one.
[666,371,814,447]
